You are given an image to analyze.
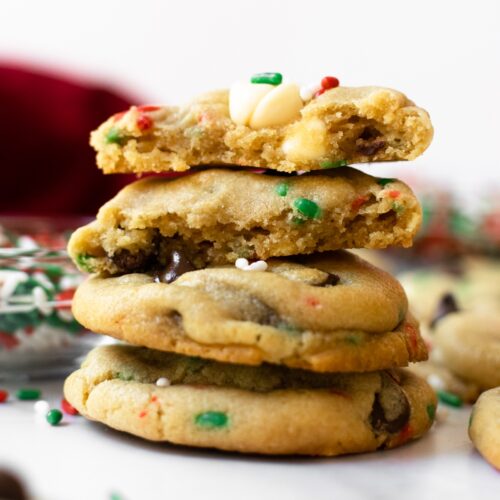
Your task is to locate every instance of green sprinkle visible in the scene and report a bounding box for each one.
[75,253,94,273]
[275,182,289,197]
[195,411,228,428]
[250,72,282,85]
[426,404,436,421]
[46,409,63,426]
[437,389,463,407]
[293,198,321,219]
[105,127,126,145]
[116,372,134,381]
[377,177,396,186]
[320,159,348,169]
[392,202,405,215]
[16,388,41,401]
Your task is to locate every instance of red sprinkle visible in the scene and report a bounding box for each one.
[151,395,158,403]
[321,76,340,90]
[61,398,79,415]
[387,190,401,199]
[136,114,153,131]
[139,410,148,418]
[112,111,127,122]
[395,423,413,445]
[306,297,321,308]
[351,195,369,211]
[137,105,160,112]
[0,390,8,403]
[0,332,19,350]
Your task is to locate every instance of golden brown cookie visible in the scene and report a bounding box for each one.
[71,251,427,372]
[68,168,421,275]
[64,344,437,456]
[91,86,433,174]
[469,387,500,470]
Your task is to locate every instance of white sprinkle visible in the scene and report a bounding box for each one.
[427,374,446,391]
[246,260,268,272]
[300,82,321,102]
[235,258,249,270]
[34,400,50,415]
[156,377,171,387]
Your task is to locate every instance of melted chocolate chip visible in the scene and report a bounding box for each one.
[0,470,28,500]
[370,384,410,434]
[357,139,386,156]
[359,126,381,140]
[112,249,152,272]
[430,293,459,329]
[154,250,196,283]
[319,273,340,287]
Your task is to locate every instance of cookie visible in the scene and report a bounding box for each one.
[71,251,427,372]
[90,85,433,175]
[64,344,436,456]
[433,311,500,390]
[469,387,500,470]
[68,168,421,275]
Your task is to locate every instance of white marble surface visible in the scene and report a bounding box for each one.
[0,379,498,500]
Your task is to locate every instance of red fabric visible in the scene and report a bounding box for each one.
[0,63,136,215]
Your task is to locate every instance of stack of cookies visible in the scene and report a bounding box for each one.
[65,74,437,456]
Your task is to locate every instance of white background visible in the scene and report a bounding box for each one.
[1,0,499,191]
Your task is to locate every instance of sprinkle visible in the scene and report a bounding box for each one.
[136,114,153,131]
[377,178,396,186]
[195,411,228,428]
[293,198,321,219]
[76,254,94,273]
[0,390,8,403]
[61,398,79,416]
[246,260,268,272]
[396,423,413,444]
[275,182,289,196]
[46,409,63,426]
[105,127,126,145]
[351,195,369,211]
[387,190,401,199]
[16,388,41,401]
[320,159,348,169]
[321,76,340,89]
[305,297,321,308]
[137,105,160,112]
[250,72,282,85]
[437,390,463,407]
[155,377,171,387]
[235,258,249,270]
[34,400,50,415]
[427,374,445,391]
[138,410,148,418]
[426,403,436,422]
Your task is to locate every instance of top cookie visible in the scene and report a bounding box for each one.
[91,82,433,174]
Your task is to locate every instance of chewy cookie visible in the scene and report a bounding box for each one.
[71,251,427,372]
[68,168,421,275]
[469,387,500,470]
[91,84,433,175]
[64,344,437,456]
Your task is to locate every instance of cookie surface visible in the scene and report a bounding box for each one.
[68,168,421,275]
[91,86,433,174]
[434,311,500,390]
[469,387,500,470]
[72,251,427,372]
[64,345,436,456]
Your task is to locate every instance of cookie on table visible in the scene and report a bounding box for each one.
[433,311,500,390]
[90,76,433,174]
[68,168,421,275]
[64,344,437,456]
[71,250,427,373]
[469,387,500,470]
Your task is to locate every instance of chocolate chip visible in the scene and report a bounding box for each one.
[319,273,340,287]
[359,126,381,140]
[356,139,386,156]
[0,470,28,500]
[154,250,196,283]
[430,293,459,329]
[112,249,152,272]
[369,378,410,434]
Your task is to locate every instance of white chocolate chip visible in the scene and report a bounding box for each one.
[250,83,303,129]
[156,377,171,387]
[282,118,327,162]
[246,260,268,272]
[300,82,321,102]
[235,258,250,270]
[229,82,274,126]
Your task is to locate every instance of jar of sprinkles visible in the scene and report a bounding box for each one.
[0,217,102,379]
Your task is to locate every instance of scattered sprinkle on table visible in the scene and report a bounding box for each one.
[0,390,8,403]
[437,389,463,407]
[34,400,50,415]
[16,388,41,401]
[61,398,79,415]
[46,409,63,426]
